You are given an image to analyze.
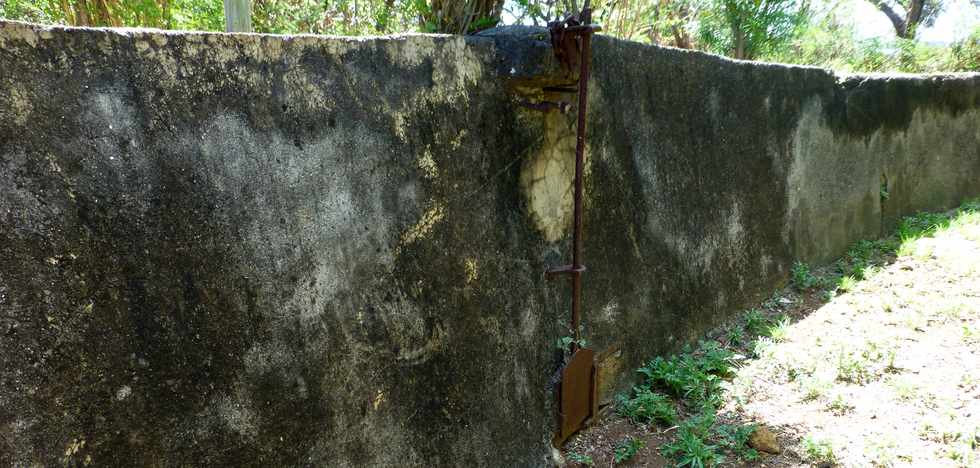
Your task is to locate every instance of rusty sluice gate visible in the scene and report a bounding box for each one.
[536,1,602,447]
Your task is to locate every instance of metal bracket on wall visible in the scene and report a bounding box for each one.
[546,0,602,447]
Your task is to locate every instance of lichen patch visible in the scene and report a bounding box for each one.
[520,111,579,242]
[401,203,446,245]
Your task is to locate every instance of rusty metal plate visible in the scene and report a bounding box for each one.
[555,347,595,445]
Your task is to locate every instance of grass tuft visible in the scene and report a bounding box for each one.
[613,437,644,464]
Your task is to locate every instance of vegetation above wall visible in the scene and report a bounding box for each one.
[0,0,976,72]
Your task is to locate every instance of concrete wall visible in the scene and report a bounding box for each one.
[0,21,977,466]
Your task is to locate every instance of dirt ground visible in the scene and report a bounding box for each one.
[562,206,980,467]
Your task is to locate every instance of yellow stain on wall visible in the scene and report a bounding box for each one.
[417,149,439,179]
[464,258,479,284]
[400,203,446,246]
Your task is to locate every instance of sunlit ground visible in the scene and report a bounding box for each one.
[725,205,980,466]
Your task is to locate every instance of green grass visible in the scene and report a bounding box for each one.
[725,326,745,346]
[766,315,791,343]
[801,434,837,465]
[617,386,676,425]
[613,437,644,464]
[865,435,902,466]
[636,341,736,408]
[836,274,857,292]
[833,342,895,384]
[792,261,817,290]
[798,375,833,401]
[825,392,854,415]
[886,374,921,402]
[660,413,725,467]
[714,423,760,461]
[567,451,594,466]
[743,308,769,336]
[617,341,765,466]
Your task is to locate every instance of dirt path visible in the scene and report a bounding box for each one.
[562,202,980,467]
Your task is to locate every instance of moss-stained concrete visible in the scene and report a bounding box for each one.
[0,21,552,467]
[0,21,978,466]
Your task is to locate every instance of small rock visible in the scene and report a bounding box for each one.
[748,426,781,454]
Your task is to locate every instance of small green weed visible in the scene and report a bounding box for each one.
[835,347,870,383]
[963,325,980,346]
[836,275,857,292]
[898,211,950,241]
[942,425,979,465]
[726,326,745,346]
[820,289,836,302]
[613,437,644,464]
[556,335,588,351]
[617,387,676,425]
[744,309,769,336]
[661,415,725,467]
[766,315,791,343]
[751,337,776,360]
[799,376,833,401]
[638,341,735,408]
[801,434,836,464]
[834,342,894,383]
[865,435,901,466]
[715,423,759,461]
[792,261,817,290]
[887,375,920,401]
[567,451,594,466]
[826,392,854,415]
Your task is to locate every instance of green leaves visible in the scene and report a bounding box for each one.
[613,437,645,463]
[617,386,677,425]
[637,341,736,408]
[661,417,725,468]
[697,0,811,59]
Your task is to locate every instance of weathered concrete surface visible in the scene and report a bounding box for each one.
[0,21,555,467]
[1,21,978,466]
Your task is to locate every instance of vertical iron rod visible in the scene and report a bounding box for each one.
[570,10,593,350]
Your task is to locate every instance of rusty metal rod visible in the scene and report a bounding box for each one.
[570,9,594,351]
[544,3,599,354]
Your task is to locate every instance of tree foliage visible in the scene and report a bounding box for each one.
[697,0,810,59]
[597,0,697,47]
[420,0,506,34]
[0,0,974,72]
[0,0,506,34]
[767,4,979,72]
[505,0,698,48]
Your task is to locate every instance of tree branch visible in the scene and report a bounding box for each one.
[868,0,908,37]
[905,0,924,35]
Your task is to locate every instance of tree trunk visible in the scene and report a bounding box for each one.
[74,0,90,26]
[732,24,746,59]
[904,0,924,37]
[671,25,691,49]
[424,0,505,34]
[224,0,252,32]
[870,0,912,38]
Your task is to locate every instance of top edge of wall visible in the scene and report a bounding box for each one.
[587,32,978,80]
